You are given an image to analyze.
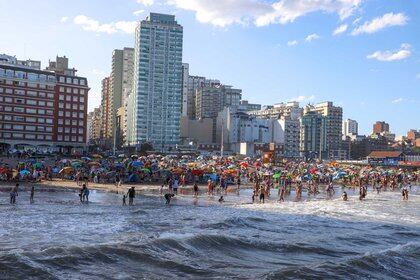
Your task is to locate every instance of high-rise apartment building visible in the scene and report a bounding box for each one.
[342,118,358,139]
[300,111,327,159]
[373,121,390,134]
[195,85,242,119]
[181,63,189,117]
[127,13,183,149]
[100,77,112,138]
[87,107,101,144]
[185,75,220,119]
[0,54,89,153]
[249,101,302,121]
[272,117,300,157]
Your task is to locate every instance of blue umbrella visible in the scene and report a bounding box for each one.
[20,170,30,176]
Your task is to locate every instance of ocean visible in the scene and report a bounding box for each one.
[0,186,419,279]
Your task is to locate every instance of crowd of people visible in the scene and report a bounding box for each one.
[1,153,418,205]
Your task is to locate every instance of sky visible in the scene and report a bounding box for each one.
[0,0,418,136]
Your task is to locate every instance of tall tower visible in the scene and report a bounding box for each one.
[127,13,183,150]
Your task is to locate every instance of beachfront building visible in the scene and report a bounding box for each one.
[186,75,220,119]
[303,102,344,160]
[239,100,262,112]
[100,77,112,139]
[272,117,301,158]
[342,118,358,139]
[248,101,302,121]
[126,13,183,150]
[300,110,327,159]
[0,54,89,154]
[87,107,101,144]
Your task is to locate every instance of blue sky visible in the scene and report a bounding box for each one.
[0,0,418,136]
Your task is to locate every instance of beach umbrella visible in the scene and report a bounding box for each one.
[33,162,43,170]
[273,173,281,179]
[59,167,74,174]
[81,157,91,161]
[141,168,151,173]
[60,159,71,164]
[19,170,30,176]
[71,162,82,168]
[131,161,143,168]
[0,167,8,174]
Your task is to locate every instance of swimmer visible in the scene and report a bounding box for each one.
[342,191,348,201]
[218,196,224,203]
[165,193,175,204]
[30,186,35,204]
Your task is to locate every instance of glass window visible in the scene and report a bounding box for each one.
[66,88,71,93]
[27,108,37,114]
[59,95,64,100]
[78,136,83,142]
[66,77,72,83]
[26,125,36,131]
[59,77,65,83]
[39,92,46,98]
[58,111,64,117]
[45,135,52,140]
[14,125,24,130]
[26,117,36,122]
[45,127,52,132]
[38,109,45,114]
[73,88,78,94]
[47,93,54,99]
[60,86,65,92]
[38,101,46,106]
[38,118,45,123]
[14,107,24,113]
[27,91,37,97]
[26,100,37,105]
[45,118,53,124]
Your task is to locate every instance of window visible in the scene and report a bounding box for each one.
[79,120,83,126]
[59,103,64,109]
[25,134,36,140]
[78,128,83,134]
[80,97,85,103]
[58,127,63,132]
[14,125,24,130]
[72,112,77,118]
[72,120,77,126]
[45,135,52,140]
[65,112,70,117]
[38,101,46,106]
[5,88,12,94]
[37,126,45,132]
[60,86,65,92]
[65,119,70,125]
[39,92,46,98]
[73,88,78,94]
[80,79,86,86]
[57,135,63,141]
[71,128,76,133]
[5,97,12,102]
[66,104,71,109]
[37,135,45,140]
[27,117,36,122]
[79,113,84,118]
[45,127,52,132]
[66,95,71,101]
[59,95,64,100]
[14,116,25,122]
[66,77,72,83]
[14,107,24,113]
[45,119,53,124]
[79,105,84,110]
[58,119,63,125]
[80,89,85,95]
[78,136,83,142]
[58,111,64,117]
[13,133,24,138]
[64,136,69,141]
[72,96,78,102]
[3,133,11,138]
[4,106,12,112]
[59,77,65,83]
[4,124,12,129]
[38,109,45,114]
[46,110,53,115]
[27,73,38,81]
[66,88,71,93]
[15,89,25,95]
[71,136,76,142]
[72,104,77,110]
[38,118,45,123]
[27,91,37,97]
[26,100,37,105]
[26,126,36,131]
[47,93,54,99]
[73,78,79,85]
[27,108,37,114]
[4,115,12,121]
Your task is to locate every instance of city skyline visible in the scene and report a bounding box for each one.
[0,0,418,136]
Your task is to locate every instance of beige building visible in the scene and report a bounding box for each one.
[249,101,302,120]
[180,116,213,144]
[87,107,101,144]
[100,77,112,138]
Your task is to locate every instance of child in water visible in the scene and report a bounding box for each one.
[122,195,126,205]
[342,191,348,201]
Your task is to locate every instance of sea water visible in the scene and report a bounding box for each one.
[0,186,419,279]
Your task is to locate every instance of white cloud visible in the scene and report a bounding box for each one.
[133,9,145,16]
[391,98,404,103]
[137,0,154,6]
[289,95,315,102]
[168,0,362,27]
[73,15,137,34]
[351,12,408,35]
[367,43,411,62]
[333,24,348,35]
[287,40,298,46]
[305,33,320,42]
[60,16,69,23]
[352,17,362,25]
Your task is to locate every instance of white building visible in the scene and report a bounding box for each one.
[127,13,183,150]
[272,117,300,157]
[342,118,358,139]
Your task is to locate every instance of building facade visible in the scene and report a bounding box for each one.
[272,117,300,157]
[87,107,101,144]
[100,77,112,139]
[373,121,390,134]
[0,55,89,153]
[300,111,327,159]
[249,101,302,121]
[127,13,183,150]
[195,85,242,119]
[342,118,358,139]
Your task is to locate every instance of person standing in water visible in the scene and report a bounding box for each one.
[30,186,35,204]
[193,182,199,197]
[10,183,19,204]
[127,186,135,205]
[342,191,348,201]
